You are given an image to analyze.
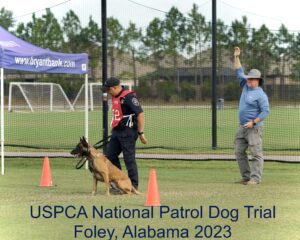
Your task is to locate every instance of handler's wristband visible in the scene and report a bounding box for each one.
[138,131,144,135]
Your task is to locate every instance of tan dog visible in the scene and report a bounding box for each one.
[71,137,140,196]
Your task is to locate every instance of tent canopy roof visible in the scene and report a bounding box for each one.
[0,26,88,75]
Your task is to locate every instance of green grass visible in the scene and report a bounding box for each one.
[0,158,299,240]
[4,106,300,154]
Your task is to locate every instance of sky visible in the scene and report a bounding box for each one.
[2,0,300,33]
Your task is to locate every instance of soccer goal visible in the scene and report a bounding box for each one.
[8,82,74,112]
[72,82,132,111]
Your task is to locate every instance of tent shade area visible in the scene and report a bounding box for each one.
[0,25,89,175]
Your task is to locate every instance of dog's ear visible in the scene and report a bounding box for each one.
[82,136,88,146]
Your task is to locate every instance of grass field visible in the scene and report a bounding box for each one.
[0,158,299,240]
[4,106,300,155]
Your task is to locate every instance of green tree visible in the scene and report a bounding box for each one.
[107,17,124,77]
[80,16,102,81]
[16,9,63,51]
[291,32,300,82]
[186,4,209,100]
[156,80,177,102]
[17,13,44,46]
[249,25,274,80]
[62,10,82,53]
[15,23,30,40]
[123,22,142,87]
[40,8,64,50]
[143,17,165,70]
[228,16,251,68]
[224,82,241,100]
[163,7,187,91]
[216,19,230,98]
[273,24,294,92]
[0,7,14,30]
[180,81,196,101]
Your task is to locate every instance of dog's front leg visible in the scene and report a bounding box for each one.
[92,176,97,196]
[103,174,110,196]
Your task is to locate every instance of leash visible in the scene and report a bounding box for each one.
[75,135,112,169]
[75,157,87,169]
[93,134,111,149]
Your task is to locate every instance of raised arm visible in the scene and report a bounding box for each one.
[233,47,246,87]
[233,47,242,70]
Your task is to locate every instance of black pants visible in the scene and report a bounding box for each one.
[106,128,139,188]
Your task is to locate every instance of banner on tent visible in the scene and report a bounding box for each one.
[0,26,88,74]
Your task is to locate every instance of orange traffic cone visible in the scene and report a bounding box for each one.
[40,156,53,187]
[145,168,161,207]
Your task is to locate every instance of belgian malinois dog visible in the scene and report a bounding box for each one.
[71,137,140,196]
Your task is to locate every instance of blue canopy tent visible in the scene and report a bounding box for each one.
[0,26,89,175]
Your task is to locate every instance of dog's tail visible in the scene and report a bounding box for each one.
[131,186,142,195]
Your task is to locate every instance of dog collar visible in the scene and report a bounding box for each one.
[81,147,90,156]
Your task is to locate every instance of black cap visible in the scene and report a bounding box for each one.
[104,77,120,89]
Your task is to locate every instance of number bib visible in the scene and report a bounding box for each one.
[111,90,135,129]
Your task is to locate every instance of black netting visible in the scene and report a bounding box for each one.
[2,1,299,158]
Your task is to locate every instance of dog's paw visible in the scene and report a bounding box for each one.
[131,187,142,195]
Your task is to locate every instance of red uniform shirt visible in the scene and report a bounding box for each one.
[111,90,136,129]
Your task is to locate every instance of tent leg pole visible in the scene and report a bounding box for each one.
[85,74,89,170]
[1,68,4,175]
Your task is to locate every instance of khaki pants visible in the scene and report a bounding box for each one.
[234,126,264,182]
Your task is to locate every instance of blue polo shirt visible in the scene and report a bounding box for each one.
[236,67,270,126]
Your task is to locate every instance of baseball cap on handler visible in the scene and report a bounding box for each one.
[244,69,263,86]
[104,77,120,89]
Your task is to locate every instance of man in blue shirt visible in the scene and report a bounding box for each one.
[233,47,270,185]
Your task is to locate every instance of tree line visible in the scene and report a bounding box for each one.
[1,4,300,101]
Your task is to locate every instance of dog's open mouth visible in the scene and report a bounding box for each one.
[71,153,82,158]
[70,149,81,158]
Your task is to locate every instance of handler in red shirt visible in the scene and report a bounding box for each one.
[104,77,147,191]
